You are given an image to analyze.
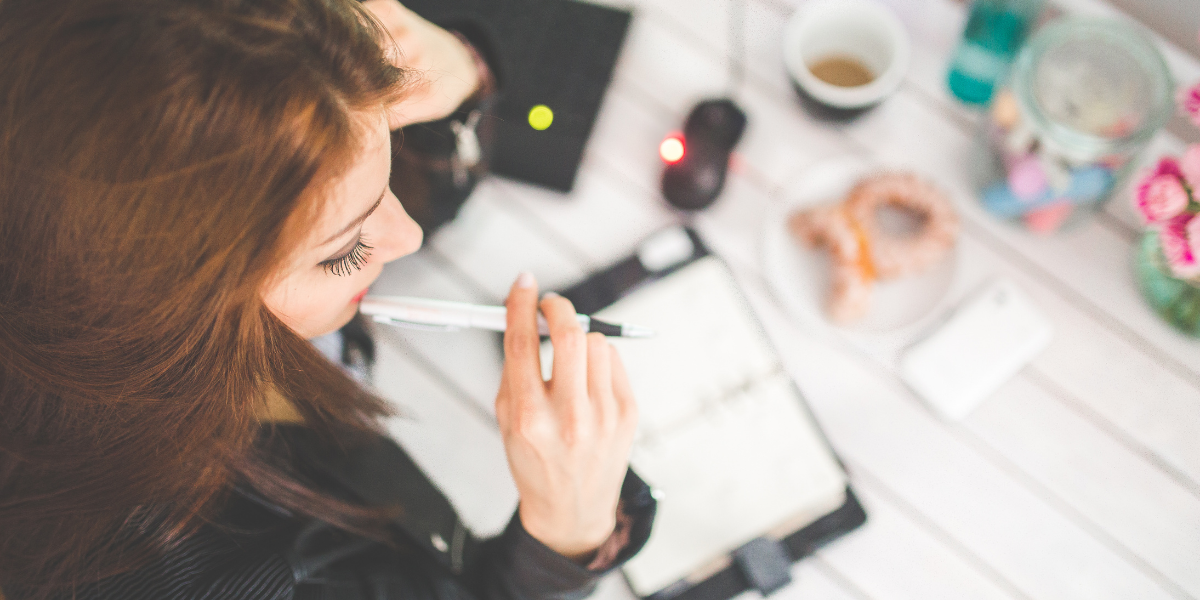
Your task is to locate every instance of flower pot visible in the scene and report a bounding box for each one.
[1136,230,1200,336]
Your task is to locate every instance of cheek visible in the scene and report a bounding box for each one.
[263,271,361,339]
[262,196,418,339]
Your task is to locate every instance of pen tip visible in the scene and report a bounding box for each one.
[622,324,656,338]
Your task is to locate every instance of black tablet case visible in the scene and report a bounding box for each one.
[557,228,867,600]
[400,0,631,192]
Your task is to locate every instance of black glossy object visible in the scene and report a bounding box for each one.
[400,0,632,193]
[662,98,747,211]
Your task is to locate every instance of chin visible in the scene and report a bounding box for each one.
[304,304,360,340]
[332,303,361,331]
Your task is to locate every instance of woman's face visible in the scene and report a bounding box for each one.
[262,111,422,339]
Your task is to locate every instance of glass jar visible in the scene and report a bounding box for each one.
[973,18,1174,233]
[1136,231,1200,337]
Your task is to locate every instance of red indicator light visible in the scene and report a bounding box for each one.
[660,136,685,164]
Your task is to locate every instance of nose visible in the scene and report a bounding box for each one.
[375,190,424,263]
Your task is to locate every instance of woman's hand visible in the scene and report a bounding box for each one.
[361,0,481,129]
[496,273,639,560]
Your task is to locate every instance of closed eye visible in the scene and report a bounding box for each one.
[319,236,373,277]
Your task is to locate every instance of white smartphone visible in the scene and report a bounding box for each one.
[899,279,1053,420]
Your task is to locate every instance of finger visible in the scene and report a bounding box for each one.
[586,333,615,425]
[541,293,587,401]
[586,333,613,399]
[361,0,409,43]
[609,346,638,433]
[503,272,544,397]
[390,0,431,29]
[494,370,512,433]
[362,0,414,32]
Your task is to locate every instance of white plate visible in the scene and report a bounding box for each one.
[762,156,958,334]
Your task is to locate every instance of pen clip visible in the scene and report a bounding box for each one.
[371,315,463,333]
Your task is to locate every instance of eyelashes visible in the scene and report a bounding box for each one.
[320,237,373,277]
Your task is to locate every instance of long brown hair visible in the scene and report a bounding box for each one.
[0,0,409,595]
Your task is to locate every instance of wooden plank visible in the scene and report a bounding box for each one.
[579,76,834,208]
[967,375,1200,598]
[606,8,732,113]
[370,251,504,419]
[371,329,517,537]
[733,275,1184,600]
[692,171,786,272]
[488,170,676,270]
[765,561,873,600]
[639,0,797,98]
[372,248,490,301]
[427,179,588,299]
[584,83,681,196]
[585,557,872,600]
[1020,292,1200,494]
[949,234,1200,493]
[819,482,1025,600]
[612,4,861,191]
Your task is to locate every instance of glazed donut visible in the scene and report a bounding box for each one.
[788,206,874,322]
[844,172,958,279]
[787,172,958,323]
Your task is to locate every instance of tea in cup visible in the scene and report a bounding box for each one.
[783,0,911,119]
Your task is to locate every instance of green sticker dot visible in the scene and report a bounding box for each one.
[528,105,554,130]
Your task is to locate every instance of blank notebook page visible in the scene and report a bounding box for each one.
[590,257,847,596]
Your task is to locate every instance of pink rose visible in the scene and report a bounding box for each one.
[1151,156,1184,179]
[1181,144,1200,189]
[1136,172,1190,223]
[1160,214,1200,279]
[1189,215,1200,254]
[1181,81,1200,129]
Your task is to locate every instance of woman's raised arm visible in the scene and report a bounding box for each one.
[361,0,481,129]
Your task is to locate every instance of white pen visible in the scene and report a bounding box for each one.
[360,295,655,338]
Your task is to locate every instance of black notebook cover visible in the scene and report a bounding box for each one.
[401,0,631,192]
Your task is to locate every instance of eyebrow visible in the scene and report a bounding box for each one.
[321,187,386,246]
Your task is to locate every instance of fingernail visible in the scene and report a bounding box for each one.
[542,291,560,299]
[515,271,535,289]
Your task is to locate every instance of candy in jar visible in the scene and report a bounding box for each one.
[973,18,1174,233]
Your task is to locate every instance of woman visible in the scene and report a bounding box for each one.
[0,0,652,598]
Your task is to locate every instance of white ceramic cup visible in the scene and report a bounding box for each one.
[783,0,911,115]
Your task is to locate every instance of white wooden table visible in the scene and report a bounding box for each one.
[367,0,1200,598]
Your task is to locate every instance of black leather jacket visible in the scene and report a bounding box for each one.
[57,426,656,600]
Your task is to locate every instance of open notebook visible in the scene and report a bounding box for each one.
[547,228,863,599]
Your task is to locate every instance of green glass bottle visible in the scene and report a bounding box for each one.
[947,0,1043,105]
